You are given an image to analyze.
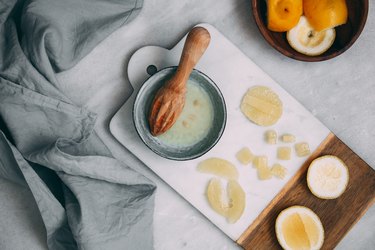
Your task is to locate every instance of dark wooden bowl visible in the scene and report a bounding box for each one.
[251,0,369,61]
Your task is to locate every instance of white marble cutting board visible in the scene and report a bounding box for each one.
[109,23,330,240]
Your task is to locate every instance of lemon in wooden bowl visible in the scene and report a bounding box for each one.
[251,0,369,61]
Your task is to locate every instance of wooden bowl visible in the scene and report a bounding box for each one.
[251,0,369,61]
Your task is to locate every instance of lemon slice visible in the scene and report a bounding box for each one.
[276,206,324,250]
[287,16,336,56]
[307,155,349,199]
[240,86,283,126]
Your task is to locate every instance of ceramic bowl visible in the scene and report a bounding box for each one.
[251,0,369,61]
[133,67,227,161]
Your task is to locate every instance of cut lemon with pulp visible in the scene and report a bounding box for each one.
[287,16,335,56]
[307,155,349,199]
[276,206,324,250]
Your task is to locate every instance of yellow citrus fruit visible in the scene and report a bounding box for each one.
[206,178,227,217]
[307,155,349,199]
[276,206,324,250]
[267,0,303,32]
[197,158,238,180]
[304,0,348,31]
[206,178,245,223]
[226,179,246,223]
[287,16,336,56]
[240,86,283,126]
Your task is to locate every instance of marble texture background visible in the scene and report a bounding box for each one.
[1,0,374,249]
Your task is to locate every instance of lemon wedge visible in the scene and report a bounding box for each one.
[226,179,246,223]
[197,158,238,180]
[307,155,349,199]
[206,178,245,223]
[206,178,227,217]
[287,16,335,56]
[276,206,324,250]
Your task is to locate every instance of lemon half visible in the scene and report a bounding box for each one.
[287,16,336,56]
[276,206,324,250]
[307,155,349,199]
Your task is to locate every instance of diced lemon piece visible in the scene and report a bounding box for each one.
[265,130,278,144]
[236,147,254,165]
[197,158,238,180]
[307,155,349,199]
[253,155,268,169]
[280,133,296,143]
[271,163,287,179]
[276,206,324,250]
[257,164,272,180]
[295,142,310,157]
[253,156,272,180]
[278,146,292,160]
[241,86,283,126]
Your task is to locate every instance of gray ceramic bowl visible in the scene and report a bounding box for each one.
[133,67,227,161]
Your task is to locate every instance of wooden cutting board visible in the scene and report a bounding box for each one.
[109,23,375,249]
[237,133,375,249]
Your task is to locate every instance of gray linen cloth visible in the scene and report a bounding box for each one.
[0,0,156,249]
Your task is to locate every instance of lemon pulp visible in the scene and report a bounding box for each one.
[281,213,311,249]
[157,80,213,146]
[276,206,324,250]
[307,155,349,199]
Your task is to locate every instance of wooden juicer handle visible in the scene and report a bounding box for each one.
[148,27,211,136]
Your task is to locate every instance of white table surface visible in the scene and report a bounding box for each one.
[1,0,374,249]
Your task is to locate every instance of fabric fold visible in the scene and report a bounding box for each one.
[0,0,155,249]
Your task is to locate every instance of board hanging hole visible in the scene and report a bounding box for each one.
[147,65,158,75]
